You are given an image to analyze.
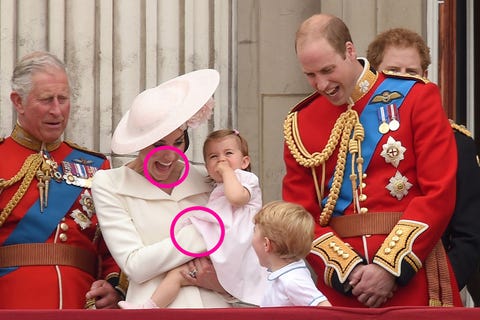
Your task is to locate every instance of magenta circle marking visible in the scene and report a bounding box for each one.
[170,206,225,258]
[143,146,190,189]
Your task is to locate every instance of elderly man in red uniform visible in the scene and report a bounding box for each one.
[282,14,462,307]
[0,51,124,309]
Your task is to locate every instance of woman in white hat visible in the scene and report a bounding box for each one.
[91,69,231,308]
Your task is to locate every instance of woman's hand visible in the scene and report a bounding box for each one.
[181,257,227,294]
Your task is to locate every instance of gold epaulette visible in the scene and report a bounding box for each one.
[0,137,4,144]
[382,70,429,84]
[449,120,473,138]
[64,141,106,159]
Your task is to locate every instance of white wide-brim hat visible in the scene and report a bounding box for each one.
[111,69,220,154]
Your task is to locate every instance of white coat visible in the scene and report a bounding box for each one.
[92,164,230,308]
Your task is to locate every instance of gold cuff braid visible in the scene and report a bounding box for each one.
[311,232,363,283]
[373,219,427,276]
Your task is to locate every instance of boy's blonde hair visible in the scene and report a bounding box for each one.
[253,200,314,261]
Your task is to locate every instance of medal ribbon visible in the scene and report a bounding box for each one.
[323,77,416,217]
[0,149,104,276]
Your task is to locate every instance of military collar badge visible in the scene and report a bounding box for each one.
[350,58,378,103]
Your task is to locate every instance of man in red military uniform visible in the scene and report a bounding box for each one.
[0,51,125,309]
[283,14,462,307]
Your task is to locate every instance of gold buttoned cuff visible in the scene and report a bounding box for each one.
[373,219,428,276]
[311,232,363,283]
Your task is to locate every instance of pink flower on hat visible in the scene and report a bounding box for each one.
[186,97,215,128]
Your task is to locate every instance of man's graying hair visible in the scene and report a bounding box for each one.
[11,51,69,101]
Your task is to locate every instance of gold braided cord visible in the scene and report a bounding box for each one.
[284,107,364,226]
[0,154,39,189]
[449,120,473,138]
[311,167,323,205]
[355,127,365,197]
[0,153,42,227]
[320,163,326,200]
[319,115,355,225]
[348,121,365,211]
[285,111,345,167]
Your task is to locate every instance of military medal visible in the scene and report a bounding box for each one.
[62,159,98,188]
[388,104,400,131]
[379,122,390,134]
[377,106,390,134]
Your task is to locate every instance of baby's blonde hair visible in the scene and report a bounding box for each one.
[253,200,314,261]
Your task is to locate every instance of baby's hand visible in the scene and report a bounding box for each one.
[215,160,232,176]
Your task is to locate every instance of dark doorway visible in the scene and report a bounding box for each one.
[474,1,480,151]
[456,0,466,126]
[440,0,479,152]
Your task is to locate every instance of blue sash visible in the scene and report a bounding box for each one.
[322,77,416,217]
[0,148,104,276]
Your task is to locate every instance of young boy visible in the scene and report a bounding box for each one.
[252,200,331,307]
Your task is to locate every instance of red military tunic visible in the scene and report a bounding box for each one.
[0,125,120,309]
[282,60,462,307]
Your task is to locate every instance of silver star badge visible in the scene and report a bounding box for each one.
[386,171,412,200]
[381,136,406,168]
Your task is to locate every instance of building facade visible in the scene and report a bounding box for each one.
[0,0,476,202]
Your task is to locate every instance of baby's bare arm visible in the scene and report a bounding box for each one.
[217,162,250,206]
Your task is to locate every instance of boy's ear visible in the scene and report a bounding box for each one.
[264,237,273,253]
